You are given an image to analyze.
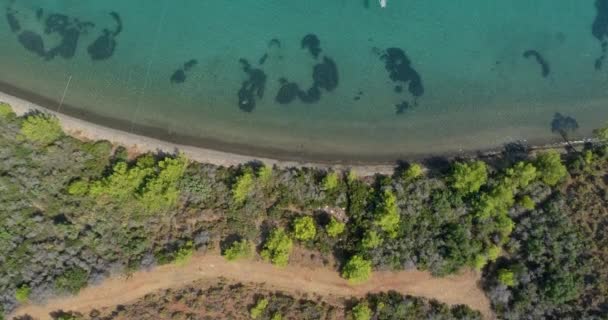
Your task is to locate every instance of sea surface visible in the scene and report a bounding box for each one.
[1,0,608,162]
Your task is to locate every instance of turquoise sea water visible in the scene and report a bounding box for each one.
[1,0,608,161]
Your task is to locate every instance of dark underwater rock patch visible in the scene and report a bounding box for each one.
[171,59,198,84]
[301,34,321,59]
[312,57,339,92]
[6,5,122,62]
[6,8,20,32]
[592,0,608,70]
[88,12,123,61]
[238,59,267,112]
[523,50,550,78]
[276,79,300,104]
[395,101,411,114]
[378,47,424,114]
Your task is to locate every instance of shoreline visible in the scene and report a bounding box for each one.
[0,90,590,176]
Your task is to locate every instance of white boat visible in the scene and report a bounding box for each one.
[379,0,387,8]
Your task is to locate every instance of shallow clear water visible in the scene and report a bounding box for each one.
[1,0,608,161]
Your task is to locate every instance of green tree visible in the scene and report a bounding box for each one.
[250,298,268,319]
[402,163,423,182]
[0,102,15,119]
[15,285,31,303]
[450,161,488,194]
[139,155,188,211]
[261,228,293,267]
[293,216,316,241]
[232,169,255,204]
[497,268,516,287]
[322,171,340,191]
[519,195,535,210]
[506,162,537,189]
[326,217,345,237]
[374,190,400,238]
[258,165,273,186]
[593,122,608,142]
[20,113,63,145]
[342,255,372,283]
[535,151,567,186]
[67,180,89,196]
[361,230,383,249]
[223,239,252,261]
[351,302,372,320]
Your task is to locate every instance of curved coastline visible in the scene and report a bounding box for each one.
[0,85,589,176]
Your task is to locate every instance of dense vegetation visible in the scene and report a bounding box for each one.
[41,279,481,320]
[1,103,607,319]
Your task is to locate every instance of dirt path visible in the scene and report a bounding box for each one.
[11,254,493,319]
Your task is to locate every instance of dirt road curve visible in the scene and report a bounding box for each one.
[11,254,493,319]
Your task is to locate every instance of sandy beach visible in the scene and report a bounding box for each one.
[1,91,399,176]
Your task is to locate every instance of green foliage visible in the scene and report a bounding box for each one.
[293,216,316,241]
[402,163,423,182]
[223,239,252,261]
[342,255,372,283]
[67,179,89,196]
[593,123,608,142]
[519,195,535,210]
[55,268,88,294]
[497,268,515,287]
[15,285,31,303]
[173,241,194,266]
[325,217,345,237]
[258,165,273,186]
[250,298,268,319]
[361,230,383,249]
[506,162,537,189]
[450,161,488,194]
[233,169,255,204]
[535,151,567,186]
[20,113,63,145]
[270,312,282,320]
[321,171,339,191]
[351,302,372,320]
[89,154,188,212]
[374,189,400,238]
[0,102,14,118]
[261,228,293,267]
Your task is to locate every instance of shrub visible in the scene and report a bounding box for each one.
[223,239,252,261]
[321,171,339,191]
[519,195,535,210]
[270,312,282,320]
[0,102,14,118]
[450,161,488,194]
[261,228,293,267]
[506,162,537,189]
[293,216,316,241]
[361,230,383,249]
[55,268,88,294]
[173,241,194,266]
[250,298,268,319]
[67,180,89,196]
[15,285,31,303]
[258,165,273,186]
[402,163,423,182]
[374,190,400,238]
[232,169,255,204]
[20,113,63,145]
[342,255,372,283]
[326,217,345,237]
[497,268,516,287]
[351,302,372,320]
[535,151,567,186]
